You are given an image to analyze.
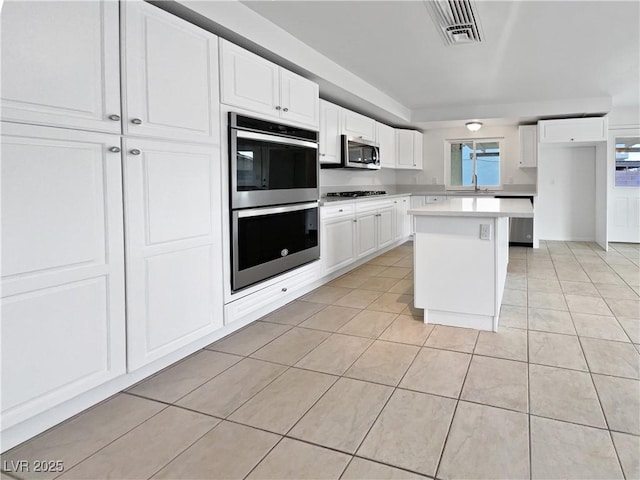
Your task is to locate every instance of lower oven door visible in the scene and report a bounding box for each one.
[232,202,320,291]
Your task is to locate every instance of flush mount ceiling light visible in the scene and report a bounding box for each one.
[466,121,483,131]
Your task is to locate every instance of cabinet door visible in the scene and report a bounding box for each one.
[1,1,121,133]
[220,39,280,119]
[322,217,356,274]
[1,123,125,429]
[394,197,411,240]
[396,130,415,168]
[377,208,395,249]
[122,138,223,371]
[412,131,424,170]
[356,212,378,258]
[343,109,377,142]
[377,122,396,169]
[519,125,537,167]
[538,117,607,143]
[279,69,319,129]
[319,100,342,165]
[122,0,220,144]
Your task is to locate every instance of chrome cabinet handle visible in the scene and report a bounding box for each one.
[339,209,343,212]
[281,287,287,292]
[353,219,357,223]
[283,107,289,112]
[320,153,326,156]
[108,114,120,121]
[109,146,121,153]
[275,106,281,111]
[130,149,141,155]
[131,118,142,125]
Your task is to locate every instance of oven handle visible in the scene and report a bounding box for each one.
[236,202,319,218]
[236,130,318,150]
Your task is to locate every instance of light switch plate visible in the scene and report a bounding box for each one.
[480,224,491,240]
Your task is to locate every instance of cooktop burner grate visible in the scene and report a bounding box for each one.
[326,190,387,198]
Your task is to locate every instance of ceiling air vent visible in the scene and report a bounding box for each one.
[424,0,484,46]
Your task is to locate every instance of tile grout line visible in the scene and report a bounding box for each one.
[432,328,480,479]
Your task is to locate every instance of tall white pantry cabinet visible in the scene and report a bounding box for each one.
[1,0,224,444]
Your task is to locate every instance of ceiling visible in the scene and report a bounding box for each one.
[240,0,640,127]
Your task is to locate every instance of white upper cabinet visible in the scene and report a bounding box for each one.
[1,123,126,429]
[342,108,377,142]
[519,125,537,167]
[538,117,608,144]
[377,122,396,168]
[319,100,342,165]
[279,69,320,128]
[122,138,223,371]
[1,1,121,134]
[122,0,220,144]
[220,39,319,129]
[396,129,423,169]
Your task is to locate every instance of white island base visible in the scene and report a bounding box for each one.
[410,198,533,332]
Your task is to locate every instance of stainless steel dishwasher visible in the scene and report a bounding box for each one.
[495,196,534,247]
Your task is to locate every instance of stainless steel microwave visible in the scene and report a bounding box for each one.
[341,135,381,169]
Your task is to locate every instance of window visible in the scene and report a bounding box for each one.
[446,139,502,189]
[615,137,640,187]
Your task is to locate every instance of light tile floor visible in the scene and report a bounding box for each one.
[2,241,639,480]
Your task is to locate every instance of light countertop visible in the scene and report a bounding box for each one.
[408,197,534,218]
[319,191,536,206]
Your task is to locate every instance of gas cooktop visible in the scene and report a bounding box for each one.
[326,190,387,198]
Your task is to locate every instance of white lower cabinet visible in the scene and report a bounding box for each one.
[356,200,395,258]
[393,196,411,240]
[356,211,378,258]
[321,204,357,274]
[1,123,126,430]
[122,138,224,371]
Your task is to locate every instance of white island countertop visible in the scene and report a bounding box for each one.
[409,197,533,218]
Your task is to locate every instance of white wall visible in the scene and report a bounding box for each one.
[320,168,396,190]
[395,125,537,188]
[608,106,640,129]
[536,146,596,241]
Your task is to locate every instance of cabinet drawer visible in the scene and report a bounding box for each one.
[224,262,320,325]
[425,196,446,203]
[357,199,393,213]
[321,203,355,220]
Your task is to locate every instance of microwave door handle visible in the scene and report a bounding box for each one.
[373,146,380,165]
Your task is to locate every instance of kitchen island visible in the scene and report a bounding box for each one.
[409,198,534,332]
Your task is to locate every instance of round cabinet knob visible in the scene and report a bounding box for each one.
[281,287,288,292]
[570,138,575,141]
[338,209,343,212]
[275,106,281,111]
[283,107,289,112]
[131,118,142,125]
[109,146,121,153]
[108,114,121,121]
[320,153,326,157]
[353,219,357,223]
[130,149,141,155]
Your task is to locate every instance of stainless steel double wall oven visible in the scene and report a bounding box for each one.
[229,113,320,291]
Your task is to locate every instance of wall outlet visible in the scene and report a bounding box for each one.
[480,224,492,240]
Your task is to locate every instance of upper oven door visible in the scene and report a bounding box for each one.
[230,129,319,209]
